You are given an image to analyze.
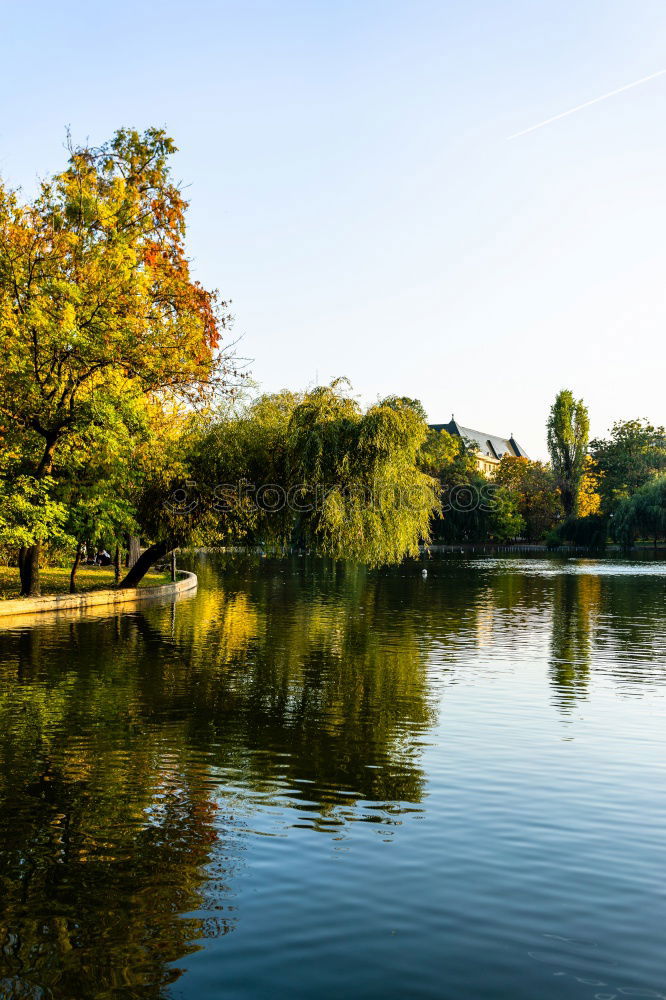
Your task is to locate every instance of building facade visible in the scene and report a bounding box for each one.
[429,418,528,476]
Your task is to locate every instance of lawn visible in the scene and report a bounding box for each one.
[0,566,172,600]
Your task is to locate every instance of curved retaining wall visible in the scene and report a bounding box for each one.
[0,570,198,622]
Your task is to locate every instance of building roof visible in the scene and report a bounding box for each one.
[429,418,529,460]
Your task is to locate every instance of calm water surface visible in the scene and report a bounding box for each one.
[0,554,665,999]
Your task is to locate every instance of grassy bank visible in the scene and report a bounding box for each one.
[0,566,171,601]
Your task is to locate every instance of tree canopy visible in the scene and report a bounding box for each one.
[591,419,666,514]
[613,476,666,546]
[0,127,237,593]
[495,456,562,541]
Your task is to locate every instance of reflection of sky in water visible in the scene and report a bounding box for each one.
[458,557,666,577]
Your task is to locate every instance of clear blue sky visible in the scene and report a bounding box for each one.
[2,0,665,457]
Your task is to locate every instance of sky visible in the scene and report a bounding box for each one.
[2,0,665,458]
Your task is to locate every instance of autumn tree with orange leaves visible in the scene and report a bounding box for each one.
[0,128,237,595]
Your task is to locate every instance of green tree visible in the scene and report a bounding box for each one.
[418,426,467,481]
[0,475,68,554]
[286,384,439,564]
[188,389,304,548]
[547,389,589,517]
[495,456,563,541]
[591,419,666,514]
[431,475,524,544]
[378,395,428,422]
[613,476,666,547]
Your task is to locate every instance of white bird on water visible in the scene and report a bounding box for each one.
[421,568,428,579]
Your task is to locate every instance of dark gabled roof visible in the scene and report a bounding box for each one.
[428,419,529,460]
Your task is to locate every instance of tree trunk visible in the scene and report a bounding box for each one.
[561,486,576,519]
[19,433,60,598]
[118,540,172,589]
[18,547,27,592]
[170,549,177,582]
[20,542,41,597]
[114,545,121,584]
[128,535,141,570]
[69,543,83,594]
[35,434,58,478]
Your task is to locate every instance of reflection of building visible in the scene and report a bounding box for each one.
[429,417,529,476]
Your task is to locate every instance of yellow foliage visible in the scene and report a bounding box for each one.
[578,455,602,517]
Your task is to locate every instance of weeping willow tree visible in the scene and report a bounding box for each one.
[285,382,440,564]
[161,380,440,572]
[612,476,666,548]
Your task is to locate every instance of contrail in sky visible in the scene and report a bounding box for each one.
[507,68,666,139]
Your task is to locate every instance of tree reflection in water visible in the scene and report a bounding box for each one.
[547,562,666,712]
[0,556,439,997]
[549,573,600,712]
[0,553,664,998]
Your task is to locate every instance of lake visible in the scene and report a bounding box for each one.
[0,553,665,1000]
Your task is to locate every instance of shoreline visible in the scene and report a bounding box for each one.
[0,570,198,624]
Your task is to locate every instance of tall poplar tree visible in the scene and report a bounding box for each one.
[547,389,589,517]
